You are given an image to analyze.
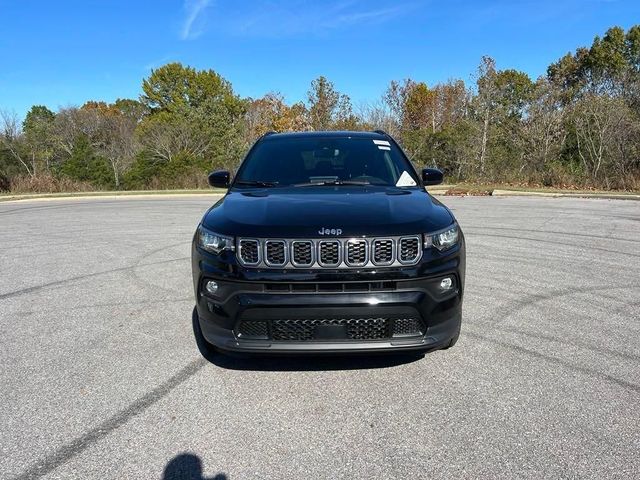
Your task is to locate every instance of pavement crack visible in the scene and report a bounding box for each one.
[467,231,640,258]
[0,254,187,301]
[10,357,208,480]
[465,330,640,394]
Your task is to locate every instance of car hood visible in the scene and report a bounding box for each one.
[202,186,454,237]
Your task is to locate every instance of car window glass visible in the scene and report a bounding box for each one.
[236,137,418,186]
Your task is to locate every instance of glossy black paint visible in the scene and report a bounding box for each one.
[208,170,230,188]
[422,168,444,185]
[191,237,465,354]
[202,187,454,238]
[192,130,465,354]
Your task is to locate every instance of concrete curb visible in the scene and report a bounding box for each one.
[0,190,226,203]
[492,189,640,200]
[1,187,637,203]
[1,187,453,203]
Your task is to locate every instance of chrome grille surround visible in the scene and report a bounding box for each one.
[398,235,421,265]
[236,235,422,268]
[318,240,342,267]
[238,239,260,266]
[371,238,394,266]
[264,240,287,267]
[345,238,368,267]
[290,240,314,267]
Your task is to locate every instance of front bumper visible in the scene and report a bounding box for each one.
[192,232,465,354]
[194,274,463,355]
[197,303,461,354]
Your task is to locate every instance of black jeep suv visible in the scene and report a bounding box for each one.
[192,131,465,355]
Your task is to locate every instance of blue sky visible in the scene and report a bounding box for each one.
[1,0,639,118]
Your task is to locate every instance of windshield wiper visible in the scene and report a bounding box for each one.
[235,180,280,187]
[293,180,371,187]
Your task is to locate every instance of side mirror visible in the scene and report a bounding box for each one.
[208,170,230,189]
[421,168,443,186]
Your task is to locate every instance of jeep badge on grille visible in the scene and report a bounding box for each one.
[318,227,342,235]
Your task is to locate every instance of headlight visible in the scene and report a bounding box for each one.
[424,224,459,251]
[197,225,235,254]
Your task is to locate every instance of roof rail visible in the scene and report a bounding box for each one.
[263,130,278,136]
[373,129,388,136]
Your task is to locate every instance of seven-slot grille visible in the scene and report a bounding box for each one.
[236,236,422,268]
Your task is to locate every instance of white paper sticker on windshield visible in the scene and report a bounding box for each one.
[396,171,417,187]
[378,145,390,150]
[373,140,391,146]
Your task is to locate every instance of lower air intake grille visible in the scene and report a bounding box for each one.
[271,318,390,341]
[392,318,424,337]
[237,320,268,339]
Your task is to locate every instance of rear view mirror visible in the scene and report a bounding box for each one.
[421,168,443,186]
[313,148,338,158]
[208,170,230,188]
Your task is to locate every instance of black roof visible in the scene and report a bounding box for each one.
[262,130,388,141]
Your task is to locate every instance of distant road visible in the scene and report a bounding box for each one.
[1,196,639,479]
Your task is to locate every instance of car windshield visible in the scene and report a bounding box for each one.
[234,136,419,187]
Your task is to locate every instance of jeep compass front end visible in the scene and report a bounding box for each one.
[192,131,465,355]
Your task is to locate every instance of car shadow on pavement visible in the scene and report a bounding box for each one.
[163,453,227,480]
[192,307,423,371]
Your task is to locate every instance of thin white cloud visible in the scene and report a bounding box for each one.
[330,6,408,28]
[181,0,212,40]
[219,1,419,38]
[144,55,177,71]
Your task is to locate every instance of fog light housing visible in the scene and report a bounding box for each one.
[440,277,453,290]
[205,280,219,295]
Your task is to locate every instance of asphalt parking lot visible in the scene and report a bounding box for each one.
[1,195,639,479]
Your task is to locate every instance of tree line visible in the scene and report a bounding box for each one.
[1,24,639,192]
